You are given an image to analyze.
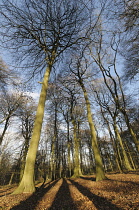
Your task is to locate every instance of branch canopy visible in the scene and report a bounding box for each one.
[0,0,89,77]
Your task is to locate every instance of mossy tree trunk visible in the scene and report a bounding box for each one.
[20,137,30,181]
[79,80,107,181]
[13,63,53,194]
[67,118,72,177]
[103,114,123,173]
[51,102,58,180]
[63,111,72,177]
[100,67,139,153]
[123,112,139,153]
[50,134,56,181]
[124,141,136,170]
[113,121,133,171]
[71,118,82,178]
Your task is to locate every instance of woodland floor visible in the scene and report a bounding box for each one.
[0,173,139,210]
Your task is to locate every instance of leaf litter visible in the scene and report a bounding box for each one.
[0,173,139,210]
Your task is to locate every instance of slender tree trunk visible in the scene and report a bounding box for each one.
[8,172,15,185]
[124,140,136,170]
[113,121,133,171]
[99,107,123,173]
[71,119,82,178]
[79,81,107,181]
[67,141,71,177]
[20,137,30,181]
[51,103,58,180]
[0,116,10,145]
[50,134,56,181]
[99,65,139,152]
[67,120,72,177]
[65,113,72,177]
[88,145,95,174]
[104,140,114,172]
[123,112,139,153]
[13,64,52,194]
[108,128,123,173]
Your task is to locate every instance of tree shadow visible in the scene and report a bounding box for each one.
[10,180,59,210]
[0,186,14,193]
[0,186,16,197]
[113,180,139,186]
[102,179,139,193]
[0,186,15,193]
[0,192,12,197]
[69,179,122,210]
[80,176,96,181]
[49,178,77,210]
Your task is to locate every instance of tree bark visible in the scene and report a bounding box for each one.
[13,64,52,194]
[79,80,107,181]
[123,112,139,153]
[67,119,72,177]
[113,121,133,171]
[71,119,82,178]
[0,116,10,145]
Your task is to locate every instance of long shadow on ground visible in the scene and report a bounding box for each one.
[0,186,14,194]
[113,179,139,186]
[69,179,122,210]
[80,176,96,181]
[0,186,15,197]
[49,178,77,210]
[0,192,12,197]
[102,179,139,193]
[10,180,59,210]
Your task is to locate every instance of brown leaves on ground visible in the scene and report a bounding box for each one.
[0,173,139,210]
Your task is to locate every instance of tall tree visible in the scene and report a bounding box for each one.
[0,0,89,193]
[0,57,11,90]
[89,29,139,154]
[69,55,107,181]
[59,78,83,178]
[120,0,139,80]
[17,97,36,181]
[0,90,23,145]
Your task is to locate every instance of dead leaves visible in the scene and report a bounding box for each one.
[0,173,139,210]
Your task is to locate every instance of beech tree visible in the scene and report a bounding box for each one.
[17,97,36,181]
[0,57,11,90]
[0,90,23,145]
[68,54,107,181]
[104,0,139,80]
[119,0,139,80]
[69,91,83,178]
[92,82,133,171]
[46,82,63,180]
[58,77,83,178]
[0,0,89,193]
[88,27,139,154]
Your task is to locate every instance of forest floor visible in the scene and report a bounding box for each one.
[0,173,139,210]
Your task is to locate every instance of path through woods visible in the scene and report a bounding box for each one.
[0,173,139,209]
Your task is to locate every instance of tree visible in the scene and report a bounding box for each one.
[121,0,139,80]
[92,80,133,171]
[68,55,107,181]
[60,101,72,177]
[88,28,139,154]
[70,95,83,178]
[0,57,10,90]
[46,82,63,180]
[110,0,139,80]
[17,97,36,181]
[0,0,89,193]
[58,77,83,178]
[0,150,12,185]
[0,90,23,145]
